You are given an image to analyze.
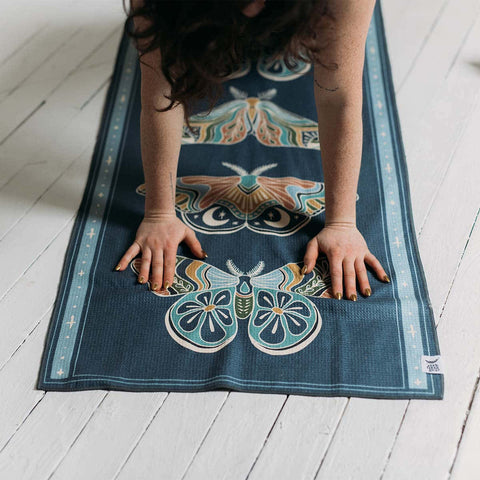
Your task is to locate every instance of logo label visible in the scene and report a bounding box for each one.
[421,355,444,374]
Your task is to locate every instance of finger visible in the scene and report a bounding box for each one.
[150,249,164,291]
[303,240,318,274]
[355,257,371,297]
[364,251,390,283]
[343,256,357,301]
[115,242,141,271]
[138,248,152,284]
[163,246,177,290]
[183,228,206,258]
[328,250,344,300]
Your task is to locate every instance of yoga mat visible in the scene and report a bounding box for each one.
[37,1,444,399]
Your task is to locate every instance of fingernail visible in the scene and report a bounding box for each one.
[114,264,121,271]
[364,288,371,297]
[202,250,208,258]
[138,276,145,284]
[152,283,159,291]
[301,265,307,275]
[383,274,390,283]
[164,281,170,289]
[335,292,342,300]
[350,294,357,301]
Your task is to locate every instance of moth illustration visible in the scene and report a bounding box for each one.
[181,85,319,149]
[130,255,334,355]
[256,51,312,81]
[136,162,356,236]
[221,49,312,82]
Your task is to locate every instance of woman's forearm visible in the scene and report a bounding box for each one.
[310,0,375,227]
[140,104,184,217]
[316,102,363,225]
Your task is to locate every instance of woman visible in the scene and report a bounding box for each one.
[115,0,390,302]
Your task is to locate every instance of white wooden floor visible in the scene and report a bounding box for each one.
[1,0,479,478]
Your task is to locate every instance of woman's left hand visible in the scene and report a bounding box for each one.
[302,222,390,301]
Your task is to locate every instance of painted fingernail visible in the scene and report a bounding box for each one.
[164,281,170,289]
[152,283,159,291]
[138,276,145,284]
[301,265,307,274]
[114,264,121,271]
[202,250,208,258]
[335,292,342,300]
[350,294,357,301]
[383,274,390,283]
[364,288,371,297]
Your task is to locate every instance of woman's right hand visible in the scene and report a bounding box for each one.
[114,213,206,291]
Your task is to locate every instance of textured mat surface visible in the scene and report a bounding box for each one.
[37,1,443,399]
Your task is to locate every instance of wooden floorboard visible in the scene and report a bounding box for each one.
[0,1,478,479]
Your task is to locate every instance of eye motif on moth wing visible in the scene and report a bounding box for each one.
[130,255,334,355]
[136,162,359,236]
[181,85,320,150]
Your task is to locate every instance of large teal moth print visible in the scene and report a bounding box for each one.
[130,255,334,355]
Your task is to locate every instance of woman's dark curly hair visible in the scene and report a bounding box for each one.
[122,0,337,131]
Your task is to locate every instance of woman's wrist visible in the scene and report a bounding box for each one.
[325,219,356,228]
[144,195,176,218]
[325,218,356,225]
[144,209,177,222]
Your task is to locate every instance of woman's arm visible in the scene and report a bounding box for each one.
[134,1,184,217]
[313,0,374,224]
[115,0,206,291]
[140,87,184,218]
[303,0,390,300]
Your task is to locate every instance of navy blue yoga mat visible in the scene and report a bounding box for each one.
[37,1,444,399]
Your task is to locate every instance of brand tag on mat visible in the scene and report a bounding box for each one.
[421,355,444,374]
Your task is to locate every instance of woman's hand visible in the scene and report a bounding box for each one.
[302,221,390,301]
[114,213,206,291]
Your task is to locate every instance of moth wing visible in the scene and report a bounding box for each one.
[256,176,325,214]
[254,100,319,149]
[130,255,238,296]
[166,285,238,353]
[257,52,312,81]
[181,99,252,145]
[131,255,239,353]
[248,261,328,355]
[247,176,325,235]
[175,175,245,234]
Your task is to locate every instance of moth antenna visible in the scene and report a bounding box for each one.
[229,85,248,99]
[226,259,244,276]
[222,161,248,176]
[246,261,265,276]
[258,88,277,100]
[250,163,277,176]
